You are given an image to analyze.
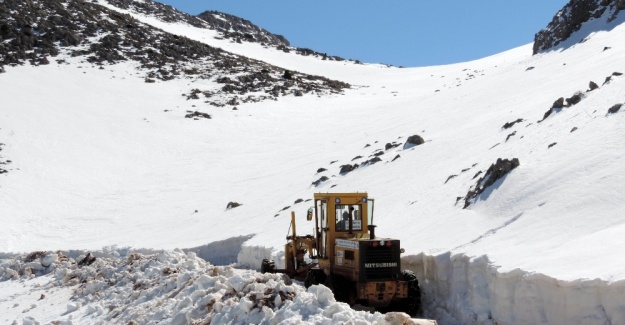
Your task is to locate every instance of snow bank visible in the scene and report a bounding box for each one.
[0,248,430,325]
[212,241,625,325]
[4,245,622,324]
[183,235,255,266]
[238,244,283,269]
[404,253,625,325]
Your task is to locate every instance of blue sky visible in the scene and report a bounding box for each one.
[157,1,569,67]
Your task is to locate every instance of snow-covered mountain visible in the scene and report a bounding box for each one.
[1,0,625,324]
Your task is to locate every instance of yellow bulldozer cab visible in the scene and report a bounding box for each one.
[312,192,374,270]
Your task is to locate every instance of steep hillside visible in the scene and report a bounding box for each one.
[1,0,625,324]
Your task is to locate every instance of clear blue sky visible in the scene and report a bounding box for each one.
[157,0,569,67]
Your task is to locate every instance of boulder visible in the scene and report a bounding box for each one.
[339,164,357,175]
[403,135,425,150]
[608,103,622,114]
[226,202,242,209]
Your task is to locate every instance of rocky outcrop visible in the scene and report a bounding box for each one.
[463,158,520,209]
[0,143,9,175]
[0,0,350,106]
[196,11,289,47]
[502,118,524,129]
[534,0,625,53]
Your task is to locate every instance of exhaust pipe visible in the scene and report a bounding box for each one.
[368,225,376,239]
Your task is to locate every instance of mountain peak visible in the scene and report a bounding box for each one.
[534,0,625,53]
[196,10,290,48]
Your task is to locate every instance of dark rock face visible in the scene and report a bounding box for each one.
[364,157,382,165]
[403,135,425,150]
[608,103,623,114]
[185,111,211,119]
[312,176,329,187]
[385,142,401,150]
[0,143,9,175]
[566,93,583,106]
[534,0,625,54]
[226,202,242,209]
[539,91,587,123]
[463,158,520,209]
[552,97,565,109]
[339,164,357,175]
[502,118,524,129]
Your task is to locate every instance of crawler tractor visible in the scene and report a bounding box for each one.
[261,192,421,315]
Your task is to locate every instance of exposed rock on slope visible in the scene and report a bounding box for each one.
[0,143,9,175]
[197,11,289,47]
[534,0,625,53]
[0,0,349,105]
[403,135,425,150]
[463,158,520,209]
[100,0,352,62]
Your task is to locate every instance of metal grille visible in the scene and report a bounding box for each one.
[360,240,400,281]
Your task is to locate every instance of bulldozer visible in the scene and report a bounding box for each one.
[261,192,421,315]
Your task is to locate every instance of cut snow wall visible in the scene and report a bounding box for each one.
[403,253,625,325]
[184,235,254,266]
[236,243,625,325]
[237,244,277,269]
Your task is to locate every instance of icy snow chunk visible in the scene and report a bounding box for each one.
[194,274,214,290]
[188,289,207,302]
[239,296,253,313]
[274,294,282,308]
[85,280,106,295]
[176,296,192,310]
[213,301,224,312]
[41,253,58,267]
[21,317,40,325]
[176,272,192,288]
[385,312,430,325]
[250,281,267,293]
[308,284,335,306]
[226,274,247,292]
[85,304,104,316]
[24,262,44,273]
[170,312,187,325]
[2,267,18,280]
[322,302,353,319]
[66,302,81,313]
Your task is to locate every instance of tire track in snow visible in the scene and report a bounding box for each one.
[452,212,524,251]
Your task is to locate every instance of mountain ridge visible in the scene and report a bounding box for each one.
[534,0,625,53]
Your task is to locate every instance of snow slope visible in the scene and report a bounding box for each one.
[2,1,625,324]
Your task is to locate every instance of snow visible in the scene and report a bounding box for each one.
[0,249,435,325]
[1,0,625,324]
